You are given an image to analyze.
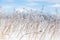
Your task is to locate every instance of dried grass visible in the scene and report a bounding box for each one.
[0,8,60,40]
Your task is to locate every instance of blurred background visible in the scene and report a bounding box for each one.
[0,0,60,14]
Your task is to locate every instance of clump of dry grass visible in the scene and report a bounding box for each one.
[0,8,60,40]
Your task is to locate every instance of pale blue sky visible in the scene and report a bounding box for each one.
[0,0,60,13]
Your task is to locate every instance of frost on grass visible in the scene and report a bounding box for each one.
[0,10,60,40]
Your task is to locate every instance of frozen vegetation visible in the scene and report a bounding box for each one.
[0,8,60,40]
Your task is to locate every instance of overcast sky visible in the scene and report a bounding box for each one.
[0,0,60,13]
